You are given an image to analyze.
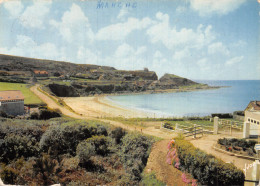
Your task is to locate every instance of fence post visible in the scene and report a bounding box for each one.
[194,124,196,138]
[175,123,178,132]
[214,117,219,135]
[230,121,232,136]
[252,160,260,183]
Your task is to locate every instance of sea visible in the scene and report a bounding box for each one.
[107,80,260,117]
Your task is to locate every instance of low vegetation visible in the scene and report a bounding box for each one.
[167,138,245,186]
[218,138,257,157]
[0,118,157,185]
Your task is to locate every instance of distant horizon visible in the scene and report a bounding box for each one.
[0,0,259,80]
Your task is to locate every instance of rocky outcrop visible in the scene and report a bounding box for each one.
[157,73,198,89]
[48,84,79,97]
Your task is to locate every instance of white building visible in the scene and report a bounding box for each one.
[0,90,25,116]
[243,101,260,138]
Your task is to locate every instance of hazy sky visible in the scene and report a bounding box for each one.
[0,0,259,80]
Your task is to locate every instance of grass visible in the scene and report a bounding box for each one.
[141,172,166,186]
[166,120,214,130]
[0,82,43,105]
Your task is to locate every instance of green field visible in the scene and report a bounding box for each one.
[0,82,43,105]
[166,120,214,130]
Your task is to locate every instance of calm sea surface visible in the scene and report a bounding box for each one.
[107,80,260,117]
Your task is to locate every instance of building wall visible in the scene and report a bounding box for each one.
[0,101,24,116]
[244,110,260,136]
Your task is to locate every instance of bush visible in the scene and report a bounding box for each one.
[174,139,245,185]
[0,157,26,185]
[120,133,155,181]
[38,109,61,120]
[85,136,110,156]
[111,127,126,144]
[0,134,39,163]
[0,111,7,118]
[0,119,46,142]
[211,113,232,118]
[141,172,165,186]
[76,141,95,164]
[40,121,108,156]
[163,122,174,130]
[30,112,39,119]
[218,138,256,155]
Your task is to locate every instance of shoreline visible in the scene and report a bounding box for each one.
[87,85,224,97]
[62,96,155,118]
[62,85,224,119]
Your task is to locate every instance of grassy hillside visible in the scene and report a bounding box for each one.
[0,82,43,105]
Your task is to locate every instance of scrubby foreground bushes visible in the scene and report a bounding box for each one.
[218,138,257,157]
[0,118,156,185]
[169,139,245,185]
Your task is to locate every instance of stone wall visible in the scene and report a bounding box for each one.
[0,101,24,116]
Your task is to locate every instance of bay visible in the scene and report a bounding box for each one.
[107,80,260,117]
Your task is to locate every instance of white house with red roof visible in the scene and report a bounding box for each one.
[0,90,25,116]
[243,101,260,138]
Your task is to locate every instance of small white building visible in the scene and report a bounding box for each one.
[0,90,25,116]
[243,101,260,138]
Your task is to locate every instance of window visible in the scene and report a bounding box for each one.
[254,120,256,124]
[257,122,259,125]
[248,118,250,122]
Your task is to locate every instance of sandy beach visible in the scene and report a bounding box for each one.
[63,96,154,118]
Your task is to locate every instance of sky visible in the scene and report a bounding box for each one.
[0,0,259,80]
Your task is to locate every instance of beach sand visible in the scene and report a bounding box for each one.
[63,96,154,118]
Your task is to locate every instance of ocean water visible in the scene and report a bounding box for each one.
[107,80,260,117]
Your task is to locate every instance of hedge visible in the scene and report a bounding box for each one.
[173,139,245,186]
[120,133,155,182]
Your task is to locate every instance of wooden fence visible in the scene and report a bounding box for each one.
[175,124,206,138]
[218,119,243,130]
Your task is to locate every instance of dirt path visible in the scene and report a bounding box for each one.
[145,139,185,186]
[188,134,254,181]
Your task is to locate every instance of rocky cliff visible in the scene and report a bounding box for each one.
[0,54,205,97]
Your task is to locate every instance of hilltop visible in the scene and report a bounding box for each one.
[0,54,212,97]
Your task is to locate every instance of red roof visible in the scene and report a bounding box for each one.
[34,70,48,75]
[0,90,25,101]
[245,101,260,111]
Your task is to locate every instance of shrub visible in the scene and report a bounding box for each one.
[211,113,232,118]
[141,172,165,186]
[111,127,126,144]
[120,133,155,181]
[76,141,95,169]
[0,111,7,118]
[0,157,25,185]
[0,134,39,163]
[30,112,39,119]
[163,122,174,130]
[40,121,108,156]
[85,136,110,156]
[174,139,245,185]
[38,109,61,120]
[0,165,19,185]
[218,138,256,155]
[32,154,60,185]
